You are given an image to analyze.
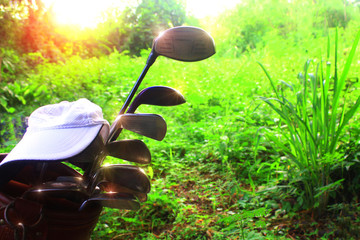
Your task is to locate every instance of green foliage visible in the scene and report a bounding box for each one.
[0,79,51,145]
[210,0,360,57]
[0,82,48,113]
[0,1,26,49]
[259,30,360,215]
[314,0,356,29]
[119,0,186,56]
[0,0,187,66]
[216,208,270,239]
[0,48,20,82]
[92,190,180,239]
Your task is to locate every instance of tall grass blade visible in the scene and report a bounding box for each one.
[258,62,280,99]
[259,30,360,215]
[332,30,360,111]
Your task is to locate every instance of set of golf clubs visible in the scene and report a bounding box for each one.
[79,85,187,210]
[23,26,215,211]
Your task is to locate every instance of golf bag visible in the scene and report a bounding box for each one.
[0,118,111,240]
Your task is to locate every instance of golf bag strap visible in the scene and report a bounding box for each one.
[0,197,47,240]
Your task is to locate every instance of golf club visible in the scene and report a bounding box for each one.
[106,86,186,143]
[79,192,140,211]
[113,113,167,141]
[84,113,165,180]
[105,86,185,163]
[126,86,186,114]
[106,139,151,164]
[108,26,215,142]
[23,181,89,204]
[86,86,182,178]
[97,182,147,202]
[88,164,150,194]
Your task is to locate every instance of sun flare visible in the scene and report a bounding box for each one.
[41,0,240,28]
[42,0,128,28]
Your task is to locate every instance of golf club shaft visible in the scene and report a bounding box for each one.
[109,52,158,142]
[108,64,150,142]
[107,100,139,143]
[119,64,151,115]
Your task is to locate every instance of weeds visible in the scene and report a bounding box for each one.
[259,30,360,215]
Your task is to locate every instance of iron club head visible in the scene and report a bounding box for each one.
[23,181,89,204]
[127,86,186,113]
[79,192,140,211]
[97,182,148,202]
[106,139,151,164]
[113,113,167,141]
[90,164,151,194]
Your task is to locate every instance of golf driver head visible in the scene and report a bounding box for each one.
[127,86,186,113]
[153,26,215,62]
[106,139,151,164]
[79,192,140,211]
[91,164,151,194]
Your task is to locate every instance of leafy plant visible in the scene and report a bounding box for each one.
[0,81,50,113]
[0,48,21,82]
[0,79,51,145]
[259,29,360,215]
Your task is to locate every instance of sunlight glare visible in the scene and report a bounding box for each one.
[42,0,128,28]
[41,0,241,28]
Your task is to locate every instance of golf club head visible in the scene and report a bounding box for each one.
[79,192,140,211]
[56,176,84,184]
[115,113,167,141]
[24,181,89,204]
[127,86,186,113]
[106,139,151,164]
[92,164,151,194]
[97,182,148,202]
[152,26,215,62]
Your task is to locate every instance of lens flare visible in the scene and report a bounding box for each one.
[41,0,127,28]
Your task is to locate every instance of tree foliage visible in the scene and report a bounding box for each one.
[0,0,186,81]
[211,0,360,57]
[109,0,186,56]
[1,0,359,78]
